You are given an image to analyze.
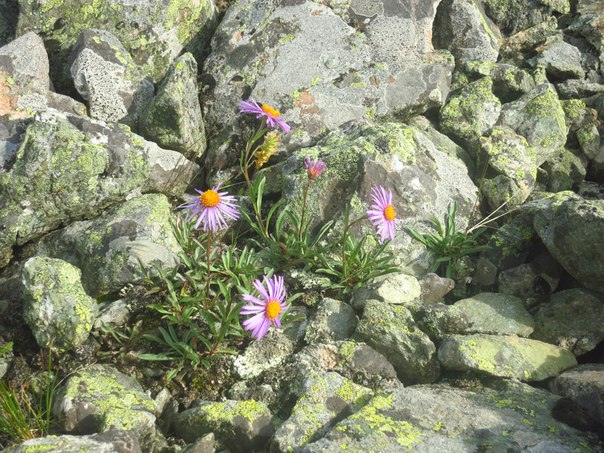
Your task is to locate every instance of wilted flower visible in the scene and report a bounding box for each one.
[241,275,288,340]
[366,186,396,243]
[179,186,239,232]
[304,156,326,181]
[240,99,291,132]
[254,131,280,169]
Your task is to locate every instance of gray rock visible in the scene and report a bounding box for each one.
[182,433,216,453]
[577,124,601,159]
[21,256,97,352]
[233,329,295,380]
[0,31,49,92]
[94,299,131,330]
[418,273,455,303]
[354,299,440,384]
[0,118,27,171]
[0,1,18,47]
[557,79,604,99]
[570,0,604,77]
[34,194,182,296]
[433,0,501,64]
[532,289,604,356]
[496,83,567,166]
[202,0,453,178]
[140,52,206,159]
[173,399,274,452]
[17,0,216,92]
[540,148,587,192]
[438,334,577,381]
[70,29,154,127]
[533,193,604,294]
[53,364,156,447]
[303,380,601,452]
[304,298,357,344]
[550,363,604,430]
[413,303,470,341]
[2,429,142,453]
[440,76,501,151]
[0,109,198,268]
[498,255,561,301]
[352,272,421,309]
[479,125,537,209]
[465,62,537,102]
[271,371,372,452]
[534,37,585,79]
[483,0,568,35]
[452,292,535,337]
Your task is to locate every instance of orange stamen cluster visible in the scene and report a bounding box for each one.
[265,300,282,320]
[261,103,281,118]
[199,190,220,208]
[383,205,396,221]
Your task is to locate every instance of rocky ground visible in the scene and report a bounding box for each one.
[1,0,604,452]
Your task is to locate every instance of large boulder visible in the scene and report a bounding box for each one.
[69,29,154,127]
[140,52,206,159]
[303,380,601,452]
[533,193,604,294]
[53,364,157,447]
[34,194,183,296]
[0,110,198,268]
[354,299,440,385]
[438,334,577,381]
[21,256,97,352]
[532,289,604,356]
[2,430,142,453]
[16,0,217,92]
[202,0,454,179]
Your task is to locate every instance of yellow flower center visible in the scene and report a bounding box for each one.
[384,204,396,221]
[309,168,320,178]
[199,190,220,208]
[265,300,282,320]
[261,103,281,118]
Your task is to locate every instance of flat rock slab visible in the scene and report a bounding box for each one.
[2,430,142,453]
[452,292,534,337]
[438,334,577,381]
[302,380,602,452]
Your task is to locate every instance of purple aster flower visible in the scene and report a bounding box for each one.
[179,186,239,232]
[366,186,396,243]
[239,99,291,133]
[240,275,288,340]
[304,156,326,181]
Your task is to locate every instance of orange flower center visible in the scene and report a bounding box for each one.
[199,190,220,208]
[261,103,281,118]
[265,300,282,320]
[309,168,320,178]
[383,205,396,221]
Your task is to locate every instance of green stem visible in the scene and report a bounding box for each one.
[340,213,368,280]
[297,179,311,242]
[204,231,213,309]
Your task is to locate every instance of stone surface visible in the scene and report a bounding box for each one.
[439,76,501,151]
[452,292,535,337]
[303,379,601,452]
[34,194,183,296]
[69,29,154,127]
[418,273,455,303]
[483,0,567,35]
[532,289,604,356]
[412,303,470,341]
[304,298,357,344]
[438,334,577,381]
[173,399,274,452]
[352,272,422,309]
[17,0,216,92]
[53,364,156,447]
[233,329,295,380]
[479,125,537,209]
[2,429,142,453]
[354,299,440,385]
[271,371,372,451]
[0,110,198,268]
[433,0,501,64]
[534,37,585,79]
[533,193,604,294]
[202,0,454,178]
[140,52,206,159]
[21,256,97,352]
[540,147,587,192]
[496,83,566,165]
[550,364,604,430]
